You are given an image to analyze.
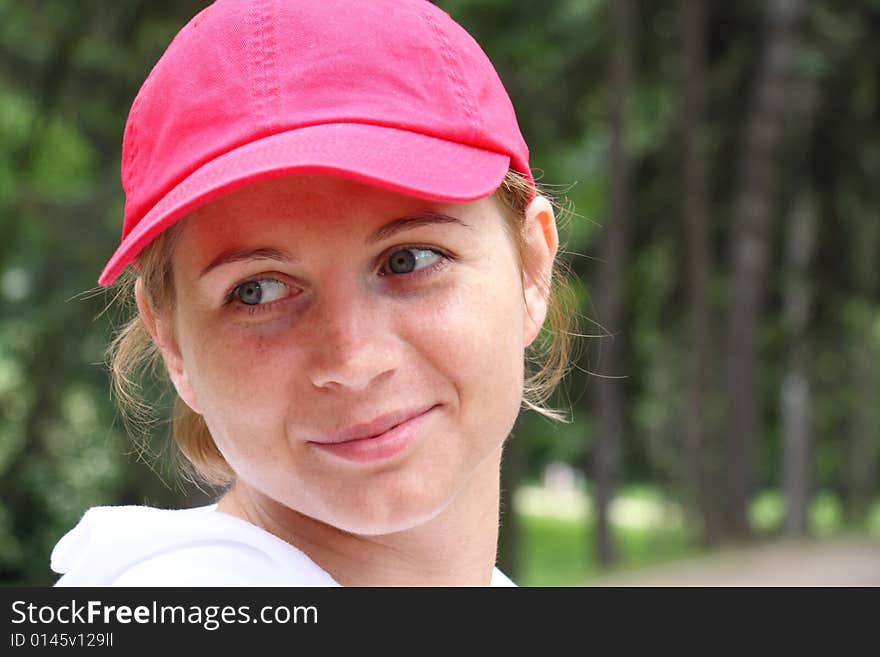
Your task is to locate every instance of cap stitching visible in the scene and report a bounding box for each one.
[247,0,280,125]
[420,6,479,141]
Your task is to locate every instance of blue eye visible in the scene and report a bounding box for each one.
[233,279,289,305]
[383,248,443,275]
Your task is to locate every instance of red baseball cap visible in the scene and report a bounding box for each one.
[98,0,532,286]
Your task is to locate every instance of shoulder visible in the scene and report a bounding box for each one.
[52,504,338,587]
[110,543,294,586]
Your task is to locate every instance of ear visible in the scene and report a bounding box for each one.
[135,279,202,415]
[521,195,559,347]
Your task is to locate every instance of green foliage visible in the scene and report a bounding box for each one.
[0,0,208,585]
[0,0,878,584]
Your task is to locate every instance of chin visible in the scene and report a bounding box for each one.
[318,486,455,537]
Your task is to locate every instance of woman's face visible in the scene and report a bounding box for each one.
[148,175,551,535]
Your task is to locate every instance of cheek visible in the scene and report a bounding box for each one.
[175,314,294,446]
[401,264,526,429]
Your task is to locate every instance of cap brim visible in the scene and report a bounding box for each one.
[99,122,511,286]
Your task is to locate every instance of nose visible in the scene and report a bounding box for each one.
[306,279,399,391]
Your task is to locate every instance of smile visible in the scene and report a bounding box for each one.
[306,405,438,463]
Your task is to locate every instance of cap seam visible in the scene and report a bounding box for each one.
[420,6,479,143]
[247,0,280,126]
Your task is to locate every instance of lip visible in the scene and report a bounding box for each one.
[307,405,438,463]
[309,405,435,444]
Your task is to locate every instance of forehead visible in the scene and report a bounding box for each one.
[177,174,504,253]
[193,175,428,227]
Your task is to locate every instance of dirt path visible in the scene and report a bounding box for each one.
[587,538,880,586]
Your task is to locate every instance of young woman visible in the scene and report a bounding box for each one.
[51,0,572,587]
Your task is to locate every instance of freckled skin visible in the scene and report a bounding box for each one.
[144,174,555,583]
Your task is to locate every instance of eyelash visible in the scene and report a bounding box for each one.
[223,246,453,315]
[224,277,295,316]
[376,245,452,279]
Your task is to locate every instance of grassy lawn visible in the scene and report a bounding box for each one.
[514,484,695,586]
[514,485,880,586]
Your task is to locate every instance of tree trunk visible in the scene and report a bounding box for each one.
[679,0,721,546]
[592,0,635,566]
[723,0,805,540]
[845,210,879,525]
[781,193,817,537]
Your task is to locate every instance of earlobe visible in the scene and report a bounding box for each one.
[521,195,559,347]
[134,279,202,415]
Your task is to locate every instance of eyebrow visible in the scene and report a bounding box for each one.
[199,247,294,278]
[199,213,471,278]
[366,212,472,244]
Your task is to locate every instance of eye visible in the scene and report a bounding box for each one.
[382,247,443,275]
[232,278,290,305]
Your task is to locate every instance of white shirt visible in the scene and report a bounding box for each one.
[51,504,516,587]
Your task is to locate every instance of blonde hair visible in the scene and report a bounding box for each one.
[108,170,576,486]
